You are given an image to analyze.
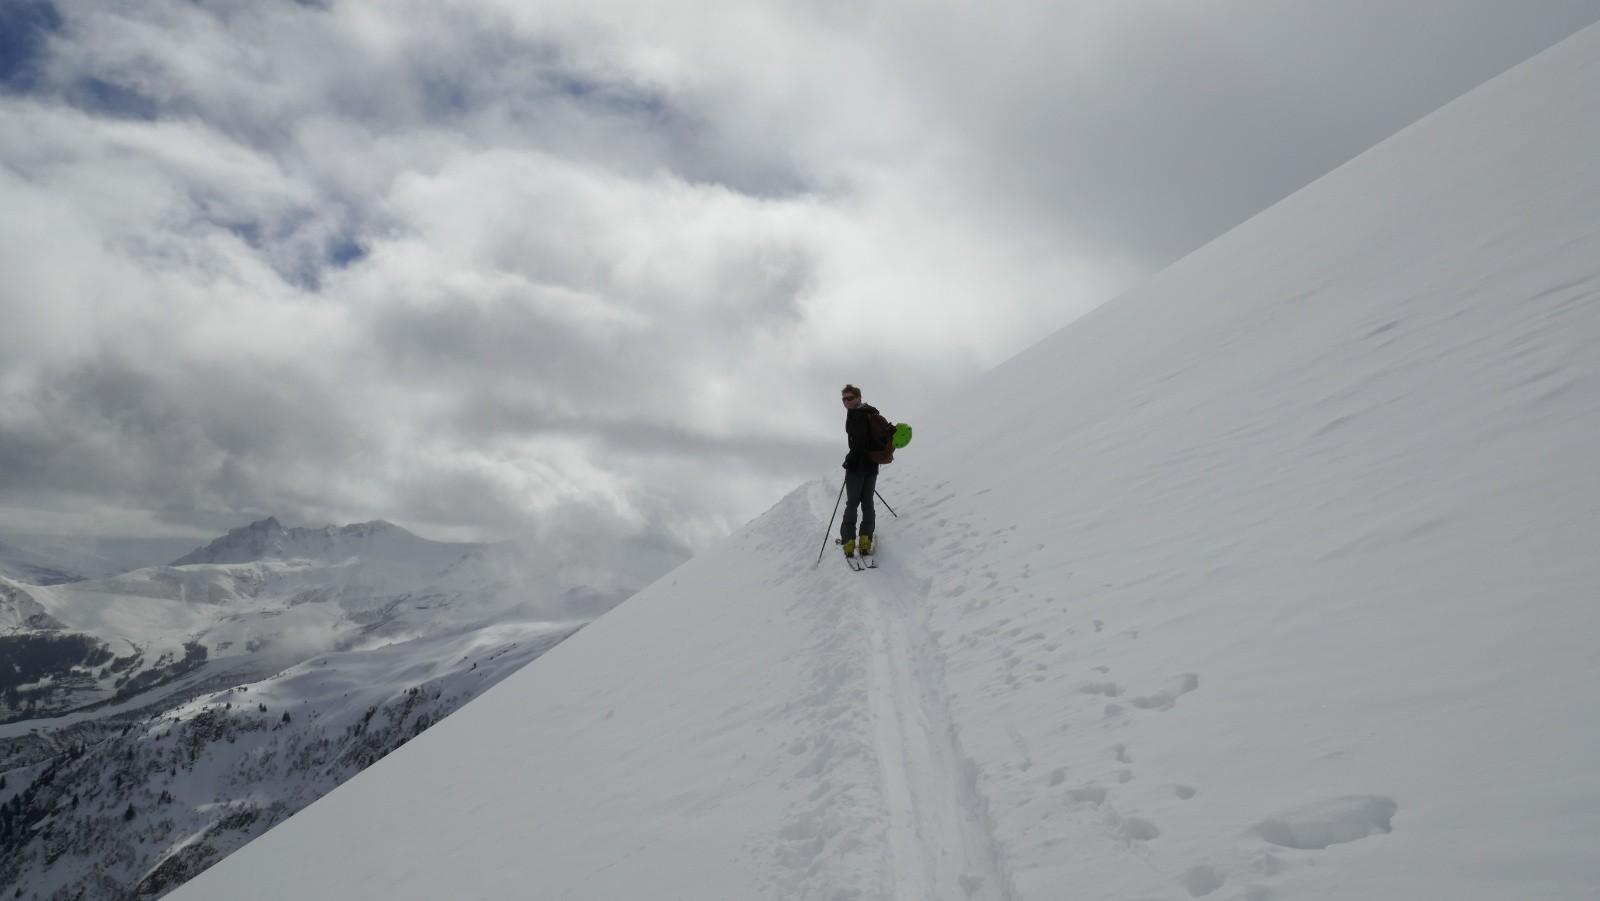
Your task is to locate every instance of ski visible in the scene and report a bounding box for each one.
[861,552,876,569]
[846,554,864,571]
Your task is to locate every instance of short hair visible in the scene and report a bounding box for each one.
[841,383,861,397]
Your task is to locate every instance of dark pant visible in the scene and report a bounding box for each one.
[841,469,877,542]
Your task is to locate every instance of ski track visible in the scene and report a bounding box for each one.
[811,482,1016,901]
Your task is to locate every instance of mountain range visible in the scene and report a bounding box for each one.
[1,517,632,900]
[0,517,624,729]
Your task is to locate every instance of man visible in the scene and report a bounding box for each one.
[839,383,880,559]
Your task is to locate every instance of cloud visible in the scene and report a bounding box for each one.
[2,0,1597,584]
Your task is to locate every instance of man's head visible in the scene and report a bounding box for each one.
[841,384,862,409]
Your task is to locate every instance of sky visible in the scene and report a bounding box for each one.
[2,0,1598,581]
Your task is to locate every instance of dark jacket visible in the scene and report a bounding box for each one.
[843,403,882,474]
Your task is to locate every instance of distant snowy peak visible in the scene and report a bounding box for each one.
[170,518,453,567]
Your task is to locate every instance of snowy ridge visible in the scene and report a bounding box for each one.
[0,579,62,632]
[174,21,1600,901]
[168,518,453,567]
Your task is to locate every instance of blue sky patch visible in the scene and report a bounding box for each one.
[0,0,63,91]
[68,76,160,120]
[328,238,366,268]
[552,73,669,122]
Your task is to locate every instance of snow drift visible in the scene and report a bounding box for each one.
[172,22,1600,901]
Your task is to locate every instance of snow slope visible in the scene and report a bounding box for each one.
[172,22,1600,901]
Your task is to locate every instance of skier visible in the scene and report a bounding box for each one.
[839,384,880,562]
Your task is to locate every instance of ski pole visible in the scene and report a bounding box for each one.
[874,489,897,518]
[815,477,847,566]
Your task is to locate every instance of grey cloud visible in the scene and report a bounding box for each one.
[32,0,711,187]
[3,0,1598,581]
[0,349,377,530]
[888,1,1600,265]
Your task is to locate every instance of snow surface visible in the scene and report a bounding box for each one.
[171,23,1600,901]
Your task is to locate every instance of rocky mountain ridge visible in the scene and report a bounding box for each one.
[168,518,443,567]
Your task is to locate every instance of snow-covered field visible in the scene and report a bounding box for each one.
[174,21,1600,901]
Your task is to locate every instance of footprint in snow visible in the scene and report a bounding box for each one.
[1079,681,1122,698]
[1252,795,1397,850]
[1128,673,1200,711]
[1065,785,1107,806]
[1182,865,1226,897]
[1119,817,1160,842]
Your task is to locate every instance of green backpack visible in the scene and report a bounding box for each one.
[892,422,913,449]
[867,415,913,464]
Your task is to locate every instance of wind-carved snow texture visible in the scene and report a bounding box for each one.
[756,487,1016,901]
[804,483,1018,901]
[764,491,881,898]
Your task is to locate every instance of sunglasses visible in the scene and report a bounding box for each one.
[841,395,859,403]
